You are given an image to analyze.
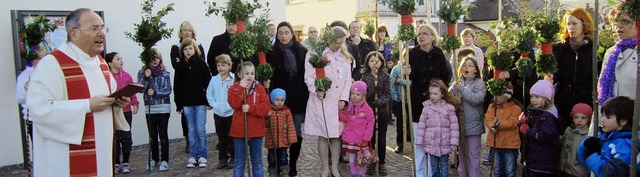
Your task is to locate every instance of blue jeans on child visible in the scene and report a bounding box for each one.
[429,154,449,177]
[267,148,289,173]
[184,105,208,159]
[233,137,263,177]
[493,148,518,177]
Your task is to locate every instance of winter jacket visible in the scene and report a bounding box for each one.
[484,101,522,149]
[378,43,392,61]
[553,40,594,131]
[559,126,589,177]
[267,40,309,114]
[339,101,375,145]
[206,73,235,117]
[206,32,233,76]
[578,130,640,177]
[170,41,205,69]
[408,46,451,122]
[390,61,411,102]
[228,82,271,138]
[265,105,297,149]
[599,46,638,102]
[451,77,486,136]
[522,107,560,173]
[112,69,139,112]
[361,71,391,119]
[137,68,172,114]
[415,99,459,156]
[174,55,212,111]
[347,36,376,70]
[346,42,362,81]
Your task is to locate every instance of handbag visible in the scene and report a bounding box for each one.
[356,143,378,166]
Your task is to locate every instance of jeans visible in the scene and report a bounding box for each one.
[493,148,518,177]
[233,137,264,177]
[147,113,170,162]
[393,101,411,149]
[429,154,449,177]
[214,115,234,160]
[370,115,388,164]
[115,111,133,164]
[184,105,207,159]
[267,148,289,173]
[289,113,304,176]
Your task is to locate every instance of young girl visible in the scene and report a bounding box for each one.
[228,61,271,177]
[450,56,486,177]
[578,96,639,177]
[416,78,459,177]
[360,51,391,175]
[519,80,560,177]
[339,81,375,177]
[560,103,591,177]
[484,86,522,177]
[106,52,139,173]
[265,88,298,177]
[137,48,172,171]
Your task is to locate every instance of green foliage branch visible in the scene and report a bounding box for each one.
[125,0,174,64]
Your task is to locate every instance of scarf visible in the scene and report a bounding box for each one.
[148,65,163,77]
[346,99,365,113]
[598,38,637,105]
[279,41,297,77]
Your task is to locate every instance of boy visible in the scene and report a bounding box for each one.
[460,28,484,73]
[206,54,235,169]
[578,96,639,177]
[266,88,297,177]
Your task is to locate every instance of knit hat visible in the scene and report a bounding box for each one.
[530,80,554,101]
[571,103,593,119]
[270,88,286,103]
[351,81,367,95]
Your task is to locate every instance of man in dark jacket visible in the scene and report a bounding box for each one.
[207,23,237,76]
[347,21,377,73]
[330,20,362,81]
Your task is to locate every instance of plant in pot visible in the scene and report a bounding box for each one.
[532,10,561,77]
[378,0,423,41]
[437,0,472,51]
[18,14,57,61]
[125,0,174,64]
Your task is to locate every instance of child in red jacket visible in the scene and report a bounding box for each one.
[339,81,375,176]
[228,61,271,177]
[265,88,297,176]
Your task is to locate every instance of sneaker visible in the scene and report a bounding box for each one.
[379,164,388,176]
[394,146,403,154]
[158,161,169,171]
[198,157,208,168]
[186,157,197,168]
[215,159,228,169]
[482,158,492,165]
[121,163,131,174]
[114,164,120,174]
[146,160,156,171]
[227,158,234,169]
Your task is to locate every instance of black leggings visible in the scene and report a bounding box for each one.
[147,113,170,162]
[115,111,133,164]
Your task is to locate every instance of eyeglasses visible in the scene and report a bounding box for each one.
[74,25,106,33]
[309,31,318,33]
[614,19,633,26]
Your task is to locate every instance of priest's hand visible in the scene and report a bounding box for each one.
[114,96,130,107]
[89,95,115,112]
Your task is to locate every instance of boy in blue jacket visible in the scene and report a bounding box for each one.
[206,54,235,169]
[578,96,639,177]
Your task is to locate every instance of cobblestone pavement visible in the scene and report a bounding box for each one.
[1,121,523,177]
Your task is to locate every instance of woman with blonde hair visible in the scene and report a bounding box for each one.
[304,26,353,177]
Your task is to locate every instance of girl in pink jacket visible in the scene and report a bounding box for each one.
[339,81,375,176]
[415,78,459,177]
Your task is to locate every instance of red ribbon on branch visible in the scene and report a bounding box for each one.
[236,21,245,33]
[447,24,456,36]
[521,53,529,59]
[401,14,414,26]
[258,52,267,64]
[541,42,552,55]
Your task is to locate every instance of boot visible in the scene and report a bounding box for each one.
[185,137,190,153]
[215,158,228,169]
[379,163,388,176]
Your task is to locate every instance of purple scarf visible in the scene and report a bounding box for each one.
[598,38,637,105]
[148,65,163,77]
[279,41,297,77]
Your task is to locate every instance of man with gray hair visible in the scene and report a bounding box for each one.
[301,26,318,49]
[27,8,130,176]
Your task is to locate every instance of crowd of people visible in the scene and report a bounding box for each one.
[15,2,640,177]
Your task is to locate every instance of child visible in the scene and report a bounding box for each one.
[360,51,391,175]
[228,61,271,177]
[484,86,522,177]
[174,38,212,168]
[265,88,298,177]
[339,81,375,177]
[137,48,172,171]
[460,28,484,73]
[390,57,411,154]
[560,103,591,177]
[106,52,139,173]
[578,96,639,177]
[206,54,235,169]
[450,56,486,177]
[519,80,560,177]
[416,78,459,177]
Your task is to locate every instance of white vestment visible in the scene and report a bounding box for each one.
[27,42,117,177]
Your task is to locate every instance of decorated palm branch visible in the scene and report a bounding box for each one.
[531,10,561,77]
[378,0,421,41]
[18,14,56,61]
[485,19,517,96]
[308,25,334,92]
[514,19,536,78]
[437,0,472,51]
[125,0,174,64]
[251,12,273,82]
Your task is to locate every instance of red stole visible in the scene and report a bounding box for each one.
[51,50,111,176]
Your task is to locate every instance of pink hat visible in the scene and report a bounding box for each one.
[530,80,554,101]
[571,103,593,119]
[351,81,367,95]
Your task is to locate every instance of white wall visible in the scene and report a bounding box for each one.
[0,0,285,167]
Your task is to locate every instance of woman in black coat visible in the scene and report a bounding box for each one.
[266,21,309,177]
